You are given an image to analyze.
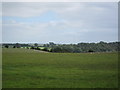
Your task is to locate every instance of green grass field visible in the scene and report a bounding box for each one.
[2,48,118,88]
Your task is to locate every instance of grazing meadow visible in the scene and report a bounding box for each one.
[2,48,118,88]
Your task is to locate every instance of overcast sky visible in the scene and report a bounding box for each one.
[2,2,118,44]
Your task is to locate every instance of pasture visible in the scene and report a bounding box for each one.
[2,48,118,88]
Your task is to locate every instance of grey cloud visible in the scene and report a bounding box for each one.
[2,2,118,43]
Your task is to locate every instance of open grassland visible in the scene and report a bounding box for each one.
[2,48,118,88]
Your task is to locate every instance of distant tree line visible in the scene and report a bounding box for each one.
[2,43,30,48]
[2,41,120,53]
[44,41,120,53]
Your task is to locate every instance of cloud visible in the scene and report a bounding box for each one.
[2,0,119,2]
[0,2,2,43]
[2,3,47,17]
[2,2,85,18]
[2,2,118,43]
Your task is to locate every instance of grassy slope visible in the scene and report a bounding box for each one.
[2,48,118,88]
